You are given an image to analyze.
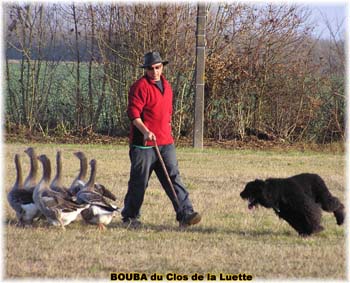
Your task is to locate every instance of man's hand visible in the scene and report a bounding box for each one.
[132,118,156,145]
[143,131,156,145]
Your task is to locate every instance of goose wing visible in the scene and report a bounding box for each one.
[77,190,116,211]
[41,190,87,213]
[51,185,73,198]
[94,183,117,201]
[9,189,33,205]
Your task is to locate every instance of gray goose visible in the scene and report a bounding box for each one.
[23,147,39,192]
[68,151,117,201]
[7,154,41,226]
[33,154,89,230]
[50,151,71,197]
[68,151,88,196]
[77,159,119,230]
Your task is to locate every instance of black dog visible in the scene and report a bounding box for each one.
[240,173,345,236]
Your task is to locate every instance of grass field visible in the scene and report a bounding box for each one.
[4,143,347,280]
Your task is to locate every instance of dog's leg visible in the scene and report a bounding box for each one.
[313,176,344,212]
[333,203,345,225]
[312,176,345,225]
[287,194,323,236]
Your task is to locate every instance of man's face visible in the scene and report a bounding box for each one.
[146,63,163,81]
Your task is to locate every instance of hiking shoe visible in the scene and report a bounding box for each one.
[122,218,142,229]
[179,212,201,228]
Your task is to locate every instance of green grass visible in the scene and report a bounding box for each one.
[4,143,346,279]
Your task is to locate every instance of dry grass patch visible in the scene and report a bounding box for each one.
[4,143,346,280]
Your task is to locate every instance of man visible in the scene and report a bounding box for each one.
[121,51,201,228]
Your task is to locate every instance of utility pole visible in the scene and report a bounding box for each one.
[193,3,206,149]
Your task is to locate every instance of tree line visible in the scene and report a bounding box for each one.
[4,3,345,144]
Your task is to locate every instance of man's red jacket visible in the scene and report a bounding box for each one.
[127,75,174,146]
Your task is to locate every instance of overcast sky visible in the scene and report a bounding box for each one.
[307,3,347,39]
[1,1,348,40]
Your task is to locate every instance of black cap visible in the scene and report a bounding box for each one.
[140,51,169,68]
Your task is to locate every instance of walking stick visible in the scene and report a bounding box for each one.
[153,141,180,207]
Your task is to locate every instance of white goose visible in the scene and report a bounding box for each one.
[33,154,89,230]
[7,154,41,226]
[77,159,119,230]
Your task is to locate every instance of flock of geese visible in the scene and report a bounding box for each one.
[7,147,120,230]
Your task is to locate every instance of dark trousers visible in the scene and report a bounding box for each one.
[121,144,194,222]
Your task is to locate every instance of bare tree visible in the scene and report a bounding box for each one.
[4,3,345,144]
[5,4,62,135]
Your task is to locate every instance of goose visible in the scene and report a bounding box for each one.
[50,151,71,197]
[23,147,39,192]
[68,151,117,201]
[68,151,88,196]
[7,154,41,226]
[33,154,89,230]
[77,159,119,230]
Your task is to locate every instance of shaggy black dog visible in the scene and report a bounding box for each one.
[240,173,345,236]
